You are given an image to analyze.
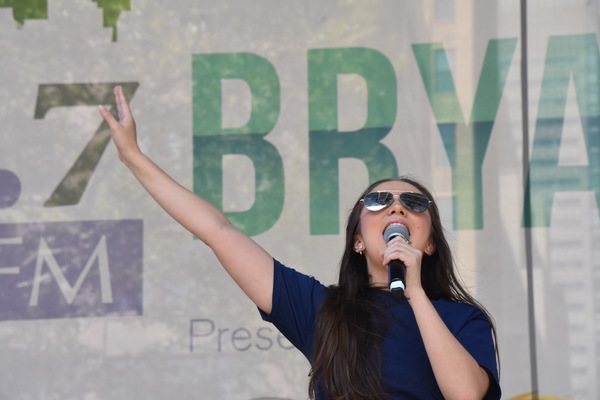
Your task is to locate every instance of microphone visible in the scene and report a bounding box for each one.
[383,224,409,298]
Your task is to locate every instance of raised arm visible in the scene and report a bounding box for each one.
[99,86,274,313]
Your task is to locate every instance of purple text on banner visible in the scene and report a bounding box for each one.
[0,220,143,321]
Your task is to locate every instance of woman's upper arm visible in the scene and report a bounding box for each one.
[206,223,275,314]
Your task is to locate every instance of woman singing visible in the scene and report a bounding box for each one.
[99,86,500,400]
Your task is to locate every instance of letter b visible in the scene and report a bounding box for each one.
[193,53,284,236]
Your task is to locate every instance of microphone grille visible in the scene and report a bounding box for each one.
[383,224,409,243]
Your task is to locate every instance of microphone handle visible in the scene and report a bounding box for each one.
[388,259,406,299]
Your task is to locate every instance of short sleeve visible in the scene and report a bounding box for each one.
[453,307,501,400]
[259,259,328,358]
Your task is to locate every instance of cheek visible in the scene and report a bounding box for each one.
[358,211,383,242]
[413,216,433,246]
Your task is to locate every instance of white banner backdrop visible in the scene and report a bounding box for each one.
[0,1,599,399]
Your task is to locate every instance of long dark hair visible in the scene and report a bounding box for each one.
[308,176,498,400]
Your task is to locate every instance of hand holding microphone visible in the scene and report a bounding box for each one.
[383,224,410,298]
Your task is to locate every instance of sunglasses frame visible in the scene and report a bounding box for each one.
[361,190,432,213]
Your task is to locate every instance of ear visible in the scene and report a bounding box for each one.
[425,240,436,255]
[353,236,365,253]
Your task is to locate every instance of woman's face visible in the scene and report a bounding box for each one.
[355,180,434,286]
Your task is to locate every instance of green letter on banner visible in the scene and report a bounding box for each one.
[413,39,517,230]
[524,34,600,227]
[193,53,283,236]
[309,48,398,235]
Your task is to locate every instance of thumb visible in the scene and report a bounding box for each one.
[98,105,120,130]
[98,105,122,132]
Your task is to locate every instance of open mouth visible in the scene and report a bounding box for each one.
[383,223,410,243]
[383,222,409,236]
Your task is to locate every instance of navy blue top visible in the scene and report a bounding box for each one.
[261,259,501,400]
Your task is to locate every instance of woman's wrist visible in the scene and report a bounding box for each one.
[120,147,145,168]
[405,286,426,302]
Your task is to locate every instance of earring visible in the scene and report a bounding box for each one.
[355,243,363,256]
[425,243,435,255]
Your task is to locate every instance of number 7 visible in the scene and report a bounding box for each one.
[34,82,139,207]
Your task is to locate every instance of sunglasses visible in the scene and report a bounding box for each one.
[361,191,431,213]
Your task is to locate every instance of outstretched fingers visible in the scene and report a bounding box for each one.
[98,102,116,127]
[114,85,132,124]
[98,86,131,125]
[98,86,140,162]
[98,86,130,127]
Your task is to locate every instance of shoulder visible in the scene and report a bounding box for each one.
[272,259,329,306]
[273,259,327,289]
[431,297,486,316]
[431,298,491,333]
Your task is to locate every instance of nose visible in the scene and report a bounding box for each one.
[387,194,407,215]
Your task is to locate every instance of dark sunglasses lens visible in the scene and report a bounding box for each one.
[364,192,394,211]
[400,193,430,212]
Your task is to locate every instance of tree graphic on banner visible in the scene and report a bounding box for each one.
[0,0,130,40]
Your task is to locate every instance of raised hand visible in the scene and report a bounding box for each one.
[98,85,140,164]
